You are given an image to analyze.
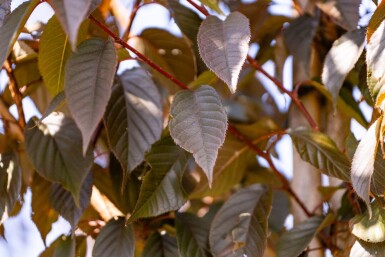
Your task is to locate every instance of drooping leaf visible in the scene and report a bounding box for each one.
[317,0,361,31]
[0,153,21,224]
[65,38,117,154]
[350,239,385,257]
[130,136,189,220]
[0,0,39,66]
[283,14,318,72]
[53,235,76,257]
[50,0,93,49]
[351,118,381,215]
[169,85,228,186]
[197,12,250,93]
[209,185,272,257]
[367,0,385,42]
[367,20,385,103]
[50,173,92,228]
[269,191,290,232]
[93,217,135,257]
[0,0,10,28]
[31,174,59,244]
[322,28,366,103]
[176,212,211,257]
[351,201,385,243]
[141,232,179,257]
[289,128,351,181]
[104,68,163,173]
[24,113,93,205]
[131,28,196,90]
[276,216,324,257]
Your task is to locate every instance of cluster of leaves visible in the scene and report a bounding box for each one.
[0,0,385,256]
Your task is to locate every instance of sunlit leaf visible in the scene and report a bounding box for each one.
[24,113,93,205]
[289,128,351,181]
[104,68,163,173]
[367,0,385,42]
[317,0,361,31]
[93,217,135,257]
[351,118,381,215]
[322,28,366,103]
[65,38,117,154]
[176,212,211,257]
[350,239,385,257]
[141,232,179,257]
[197,12,250,93]
[199,0,223,14]
[209,185,272,257]
[0,0,39,66]
[276,216,324,257]
[169,85,227,186]
[130,136,189,220]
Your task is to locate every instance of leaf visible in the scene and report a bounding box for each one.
[351,118,381,215]
[41,91,66,120]
[367,0,385,43]
[0,153,21,224]
[322,28,366,103]
[289,128,351,181]
[53,235,76,257]
[31,174,59,244]
[50,173,92,228]
[276,216,324,257]
[351,201,385,243]
[0,0,39,67]
[169,85,228,186]
[209,185,272,257]
[130,136,189,220]
[350,240,385,257]
[24,113,93,205]
[197,12,250,93]
[283,14,318,72]
[93,217,135,257]
[104,68,163,173]
[65,38,117,154]
[0,0,11,28]
[141,232,179,257]
[317,0,361,31]
[367,20,385,103]
[50,0,93,49]
[38,16,71,95]
[199,0,223,14]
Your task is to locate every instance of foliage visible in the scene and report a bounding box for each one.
[0,0,384,256]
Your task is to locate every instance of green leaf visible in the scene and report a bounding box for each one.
[50,173,92,228]
[197,12,250,93]
[350,239,385,257]
[276,216,324,257]
[0,0,39,67]
[93,217,135,257]
[131,28,196,90]
[169,85,228,186]
[351,118,381,215]
[322,28,366,103]
[141,232,179,257]
[176,212,211,257]
[0,0,11,27]
[104,69,163,173]
[199,0,223,14]
[24,113,93,205]
[130,136,189,220]
[31,174,59,244]
[209,185,272,257]
[284,14,318,72]
[50,0,93,49]
[367,0,385,42]
[0,153,21,224]
[65,38,117,154]
[289,128,350,181]
[351,201,385,243]
[38,16,71,95]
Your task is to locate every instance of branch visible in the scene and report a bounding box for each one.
[0,97,24,142]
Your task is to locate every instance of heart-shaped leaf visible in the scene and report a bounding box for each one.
[209,184,272,257]
[104,68,163,173]
[169,85,228,186]
[130,136,189,221]
[24,113,93,205]
[65,38,117,154]
[93,217,135,257]
[197,12,250,93]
